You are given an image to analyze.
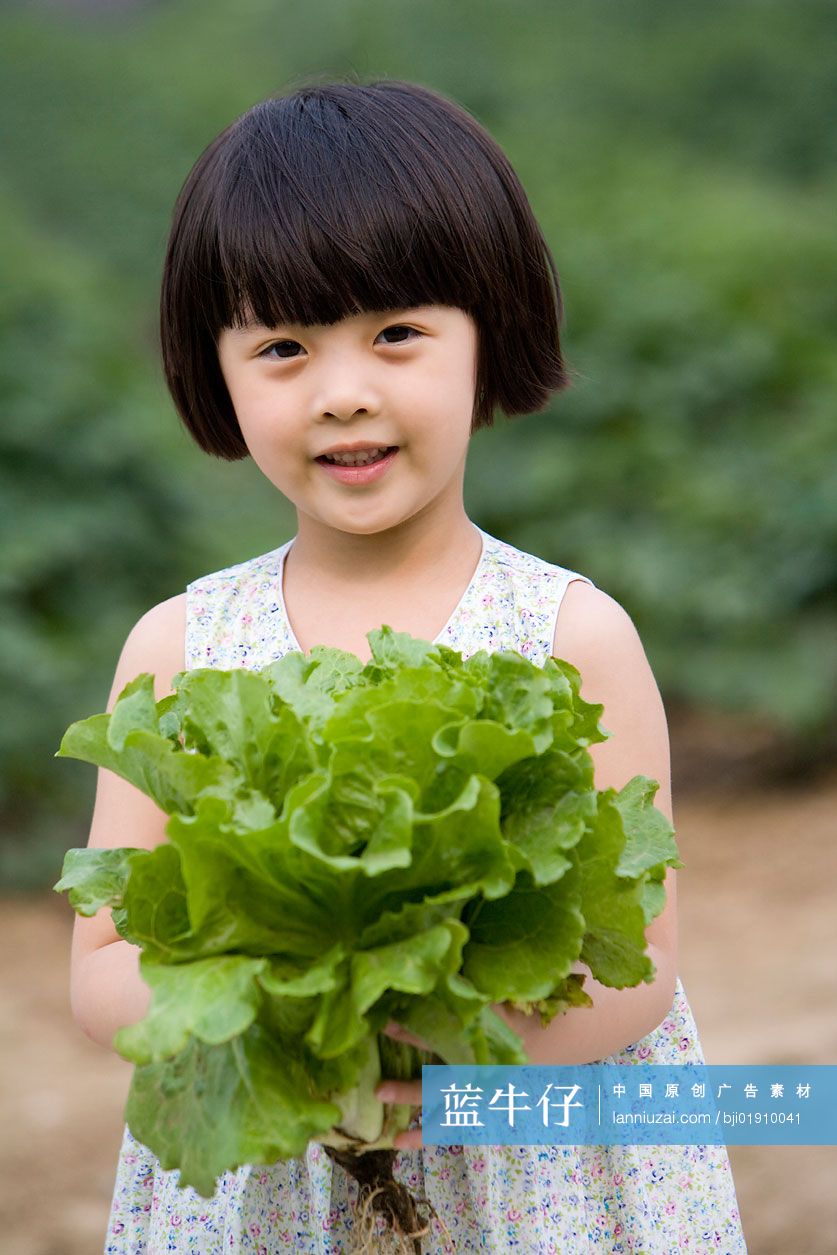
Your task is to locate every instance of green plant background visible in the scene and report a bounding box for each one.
[2,0,835,888]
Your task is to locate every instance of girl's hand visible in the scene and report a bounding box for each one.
[375,1019,431,1150]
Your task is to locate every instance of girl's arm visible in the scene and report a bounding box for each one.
[495,581,679,1065]
[69,593,187,1052]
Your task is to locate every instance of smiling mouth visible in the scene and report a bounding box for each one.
[316,446,399,467]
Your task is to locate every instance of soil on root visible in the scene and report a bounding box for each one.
[323,1144,453,1254]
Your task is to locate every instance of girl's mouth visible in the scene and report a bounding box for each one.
[314,446,399,484]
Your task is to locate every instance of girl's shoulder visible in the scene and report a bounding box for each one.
[551,580,628,673]
[122,591,189,675]
[183,543,292,672]
[185,543,286,595]
[482,528,593,585]
[479,527,601,654]
[481,529,636,673]
[475,529,656,757]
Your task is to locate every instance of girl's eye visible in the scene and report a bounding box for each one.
[377,324,421,346]
[259,339,302,361]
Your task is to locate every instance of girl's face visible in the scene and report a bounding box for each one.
[216,304,478,536]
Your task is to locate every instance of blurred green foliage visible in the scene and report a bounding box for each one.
[1,0,835,887]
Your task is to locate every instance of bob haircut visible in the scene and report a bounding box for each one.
[160,75,571,461]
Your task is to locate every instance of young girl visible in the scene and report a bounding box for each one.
[71,77,747,1253]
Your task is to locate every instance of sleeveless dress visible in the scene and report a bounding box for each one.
[104,523,747,1254]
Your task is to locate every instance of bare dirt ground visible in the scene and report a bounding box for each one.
[3,756,836,1254]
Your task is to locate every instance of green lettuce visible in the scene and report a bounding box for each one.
[54,626,682,1198]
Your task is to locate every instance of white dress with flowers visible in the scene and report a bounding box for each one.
[104,524,747,1254]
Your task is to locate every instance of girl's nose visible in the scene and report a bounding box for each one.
[321,403,375,421]
[319,386,382,423]
[315,355,383,423]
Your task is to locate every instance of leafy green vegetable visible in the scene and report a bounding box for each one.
[54,625,682,1204]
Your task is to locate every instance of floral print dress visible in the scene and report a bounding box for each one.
[104,524,747,1254]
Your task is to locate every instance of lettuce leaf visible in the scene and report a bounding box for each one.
[54,625,681,1197]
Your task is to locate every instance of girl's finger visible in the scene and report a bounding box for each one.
[393,1127,423,1150]
[383,1020,433,1052]
[376,1080,422,1106]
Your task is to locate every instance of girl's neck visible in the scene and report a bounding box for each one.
[285,511,481,593]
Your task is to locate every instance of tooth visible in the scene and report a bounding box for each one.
[327,447,387,465]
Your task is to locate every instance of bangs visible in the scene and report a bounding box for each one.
[201,88,493,335]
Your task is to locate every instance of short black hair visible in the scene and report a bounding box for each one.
[160,75,571,460]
